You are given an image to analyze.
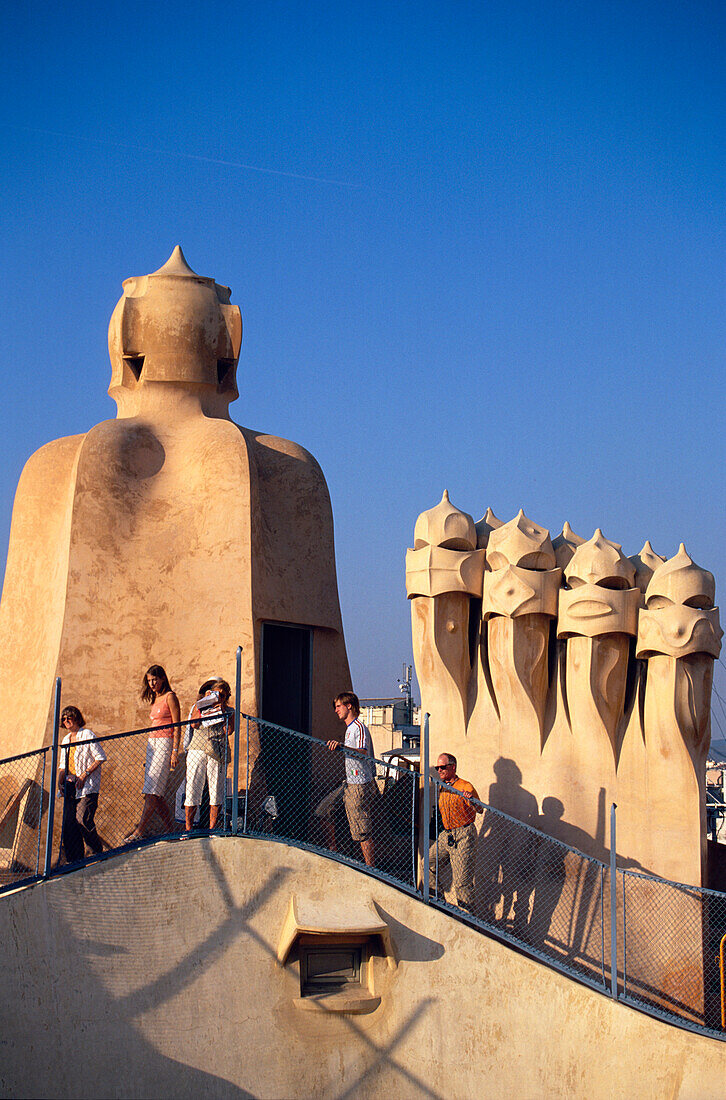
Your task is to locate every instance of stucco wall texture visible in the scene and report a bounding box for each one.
[0,837,722,1099]
[0,248,351,759]
[407,495,723,890]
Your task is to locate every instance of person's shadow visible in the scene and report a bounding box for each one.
[526,790,644,959]
[527,797,568,947]
[478,758,538,933]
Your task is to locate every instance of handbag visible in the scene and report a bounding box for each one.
[203,712,229,762]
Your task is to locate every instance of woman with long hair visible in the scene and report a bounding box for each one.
[125,665,181,841]
[57,705,106,862]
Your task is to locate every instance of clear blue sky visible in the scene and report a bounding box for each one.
[1,2,725,742]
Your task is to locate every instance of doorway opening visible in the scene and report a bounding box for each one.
[259,622,313,840]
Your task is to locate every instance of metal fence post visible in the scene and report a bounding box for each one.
[421,712,430,903]
[609,801,618,1000]
[222,737,229,833]
[599,865,606,990]
[231,646,242,835]
[622,873,628,1000]
[243,717,250,834]
[42,678,62,879]
[36,751,46,877]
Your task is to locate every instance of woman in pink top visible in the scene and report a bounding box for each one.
[125,664,181,841]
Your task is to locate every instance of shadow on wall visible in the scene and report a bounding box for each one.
[0,841,445,1100]
[470,759,645,970]
[373,904,445,964]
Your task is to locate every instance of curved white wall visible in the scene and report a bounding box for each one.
[0,837,723,1099]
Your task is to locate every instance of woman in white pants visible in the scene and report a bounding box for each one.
[184,679,233,831]
[125,665,181,841]
[177,678,218,826]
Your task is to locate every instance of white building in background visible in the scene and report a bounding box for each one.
[706,761,725,842]
[359,664,420,756]
[358,697,420,756]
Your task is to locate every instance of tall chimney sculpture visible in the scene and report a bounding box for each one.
[408,501,722,889]
[0,248,351,775]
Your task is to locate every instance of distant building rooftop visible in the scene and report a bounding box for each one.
[360,698,409,708]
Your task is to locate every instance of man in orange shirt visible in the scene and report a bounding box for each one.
[430,753,483,913]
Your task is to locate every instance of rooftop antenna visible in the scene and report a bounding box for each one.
[397,663,413,724]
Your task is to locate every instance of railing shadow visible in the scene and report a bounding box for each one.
[38,837,445,1099]
[0,714,724,1044]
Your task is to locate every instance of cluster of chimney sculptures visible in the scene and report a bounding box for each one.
[407,492,722,889]
[0,245,720,903]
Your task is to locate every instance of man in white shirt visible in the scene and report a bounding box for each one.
[327,692,377,867]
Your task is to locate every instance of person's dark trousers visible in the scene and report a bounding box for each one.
[76,793,104,854]
[61,780,84,864]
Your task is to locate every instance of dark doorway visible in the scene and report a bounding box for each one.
[260,623,312,734]
[259,623,313,840]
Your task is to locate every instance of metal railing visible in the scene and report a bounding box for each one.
[0,666,724,1042]
[619,866,726,1034]
[240,714,419,891]
[429,772,609,995]
[0,744,49,891]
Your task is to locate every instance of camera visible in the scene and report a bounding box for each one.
[197,690,221,713]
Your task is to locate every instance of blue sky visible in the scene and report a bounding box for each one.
[1,1,725,740]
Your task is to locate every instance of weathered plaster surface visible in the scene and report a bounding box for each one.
[0,838,722,1099]
[407,496,722,889]
[0,248,350,758]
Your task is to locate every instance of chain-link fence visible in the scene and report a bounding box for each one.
[240,718,418,889]
[0,690,725,1041]
[620,867,726,1037]
[0,747,48,889]
[49,713,233,872]
[429,774,609,992]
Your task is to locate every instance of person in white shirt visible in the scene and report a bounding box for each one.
[326,692,377,867]
[57,705,106,861]
[185,679,233,831]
